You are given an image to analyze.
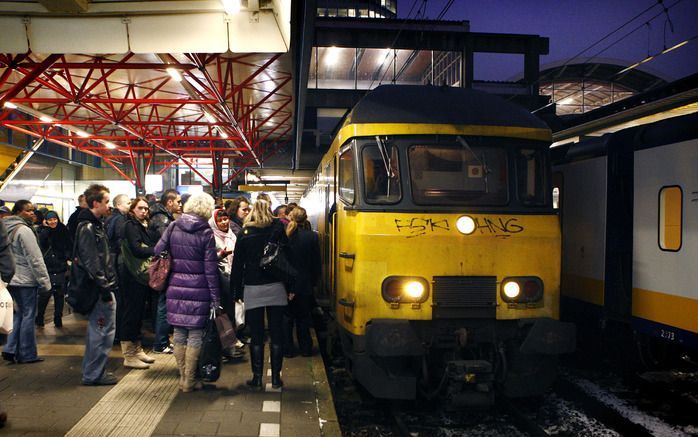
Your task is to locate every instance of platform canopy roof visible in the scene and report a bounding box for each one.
[0,0,294,192]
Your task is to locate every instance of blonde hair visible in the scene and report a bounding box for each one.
[183,192,215,220]
[286,206,311,237]
[244,199,274,228]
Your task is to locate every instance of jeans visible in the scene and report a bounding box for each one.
[2,286,39,362]
[173,327,203,348]
[153,292,170,350]
[82,292,116,384]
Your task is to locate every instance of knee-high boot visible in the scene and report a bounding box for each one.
[270,344,283,389]
[183,346,202,393]
[246,345,263,389]
[173,344,186,390]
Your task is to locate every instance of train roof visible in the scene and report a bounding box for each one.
[552,112,698,164]
[342,85,550,131]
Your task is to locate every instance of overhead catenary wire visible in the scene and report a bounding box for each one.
[527,0,689,114]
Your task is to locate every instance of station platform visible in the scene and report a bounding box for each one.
[0,315,341,437]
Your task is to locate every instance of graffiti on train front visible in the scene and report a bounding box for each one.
[394,217,524,238]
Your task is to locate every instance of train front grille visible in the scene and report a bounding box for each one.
[432,276,497,318]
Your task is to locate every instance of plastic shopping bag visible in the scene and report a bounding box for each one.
[0,281,13,334]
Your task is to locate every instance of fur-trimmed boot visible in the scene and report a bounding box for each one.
[246,344,264,389]
[173,344,186,391]
[121,341,150,369]
[183,346,202,393]
[270,344,284,389]
[134,341,155,364]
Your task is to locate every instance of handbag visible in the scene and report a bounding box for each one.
[214,312,236,350]
[148,251,171,291]
[65,223,99,315]
[198,309,222,382]
[259,227,298,284]
[234,300,245,327]
[121,240,151,285]
[0,281,13,335]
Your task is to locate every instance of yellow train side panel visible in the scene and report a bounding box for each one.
[560,273,605,306]
[632,288,698,334]
[335,212,561,336]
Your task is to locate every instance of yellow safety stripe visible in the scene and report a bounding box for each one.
[633,288,698,334]
[561,273,605,306]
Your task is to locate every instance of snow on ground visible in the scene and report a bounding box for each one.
[540,393,620,436]
[570,376,692,437]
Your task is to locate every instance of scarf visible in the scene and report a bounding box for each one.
[208,209,236,274]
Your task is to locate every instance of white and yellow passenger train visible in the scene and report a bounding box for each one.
[302,85,575,405]
[553,112,698,366]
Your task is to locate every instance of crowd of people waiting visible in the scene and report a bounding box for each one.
[0,185,320,426]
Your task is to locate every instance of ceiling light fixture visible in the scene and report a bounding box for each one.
[3,101,17,109]
[76,130,90,138]
[105,142,117,149]
[204,112,216,124]
[166,67,183,82]
[221,0,241,14]
[39,115,53,123]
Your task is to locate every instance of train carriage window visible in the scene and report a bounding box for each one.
[338,146,355,204]
[408,144,508,205]
[362,144,401,204]
[516,149,547,206]
[658,186,682,251]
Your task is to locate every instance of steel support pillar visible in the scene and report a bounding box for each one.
[212,151,224,200]
[136,151,146,197]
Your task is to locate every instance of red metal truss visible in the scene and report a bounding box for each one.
[0,52,294,187]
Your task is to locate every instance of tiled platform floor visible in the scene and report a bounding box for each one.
[0,315,340,437]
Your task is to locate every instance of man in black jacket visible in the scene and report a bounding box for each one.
[66,194,88,241]
[0,219,16,427]
[148,189,180,353]
[75,184,119,386]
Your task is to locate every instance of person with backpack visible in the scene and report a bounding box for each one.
[1,200,51,364]
[36,211,72,328]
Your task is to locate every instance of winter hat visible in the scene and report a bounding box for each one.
[45,210,59,220]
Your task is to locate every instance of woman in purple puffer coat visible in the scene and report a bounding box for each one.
[154,192,220,392]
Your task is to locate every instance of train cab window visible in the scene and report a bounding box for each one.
[338,146,355,204]
[362,144,401,204]
[516,149,547,206]
[408,144,508,205]
[658,186,682,251]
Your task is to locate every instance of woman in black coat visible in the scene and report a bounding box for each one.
[284,207,320,357]
[36,211,72,328]
[230,199,289,389]
[118,197,158,369]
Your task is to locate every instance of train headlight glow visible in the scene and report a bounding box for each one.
[382,276,429,304]
[456,215,476,235]
[500,277,544,303]
[404,281,425,299]
[503,281,520,299]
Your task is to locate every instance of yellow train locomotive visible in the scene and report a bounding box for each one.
[302,85,575,405]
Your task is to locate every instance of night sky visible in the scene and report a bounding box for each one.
[398,0,698,82]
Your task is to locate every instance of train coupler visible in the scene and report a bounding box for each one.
[445,360,495,407]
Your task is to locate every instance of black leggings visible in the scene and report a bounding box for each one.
[118,273,149,342]
[246,306,285,347]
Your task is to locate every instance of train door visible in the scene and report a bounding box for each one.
[335,143,358,328]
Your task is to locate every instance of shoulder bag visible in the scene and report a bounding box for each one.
[259,226,298,284]
[148,223,174,291]
[121,240,151,285]
[65,222,99,315]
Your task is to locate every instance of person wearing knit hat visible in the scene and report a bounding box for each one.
[36,210,72,328]
[0,205,10,219]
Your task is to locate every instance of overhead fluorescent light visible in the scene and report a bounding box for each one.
[204,112,216,124]
[76,130,90,138]
[661,39,689,55]
[105,142,117,149]
[39,115,53,123]
[166,67,183,82]
[221,0,241,14]
[3,102,17,109]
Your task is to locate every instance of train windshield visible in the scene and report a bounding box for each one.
[409,144,509,205]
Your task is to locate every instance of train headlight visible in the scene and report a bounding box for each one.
[501,277,544,303]
[382,276,429,303]
[456,215,476,235]
[503,281,520,299]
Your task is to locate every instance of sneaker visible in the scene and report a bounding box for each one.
[153,345,173,354]
[83,372,118,386]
